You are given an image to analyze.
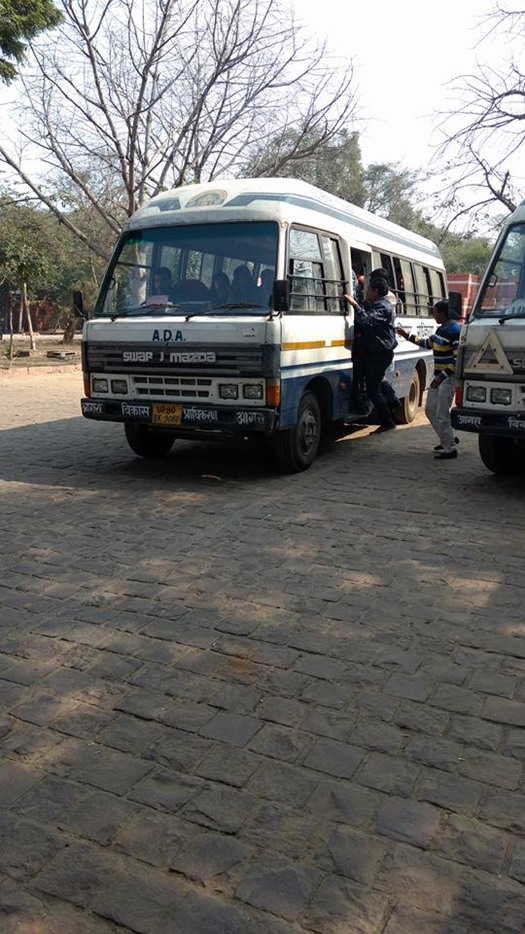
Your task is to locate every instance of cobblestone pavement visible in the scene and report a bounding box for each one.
[1,372,525,934]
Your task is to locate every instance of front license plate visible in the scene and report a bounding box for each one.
[151,403,183,426]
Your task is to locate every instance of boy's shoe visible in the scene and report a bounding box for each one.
[434,449,458,460]
[434,438,459,451]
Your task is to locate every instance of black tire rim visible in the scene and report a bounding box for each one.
[298,405,319,457]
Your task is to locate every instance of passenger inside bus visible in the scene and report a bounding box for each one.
[146,266,173,305]
[258,268,275,306]
[230,265,259,304]
[210,272,230,306]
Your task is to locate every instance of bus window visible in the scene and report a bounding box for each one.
[289,227,327,313]
[412,263,430,316]
[429,268,443,303]
[393,257,406,312]
[400,259,417,315]
[321,236,345,312]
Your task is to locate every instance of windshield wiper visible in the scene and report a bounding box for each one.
[500,311,525,324]
[185,302,267,321]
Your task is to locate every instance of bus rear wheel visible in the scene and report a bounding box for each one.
[272,391,321,472]
[394,368,420,424]
[124,423,175,458]
[478,434,523,476]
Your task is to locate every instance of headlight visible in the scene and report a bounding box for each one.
[466,385,486,403]
[219,384,239,400]
[92,377,109,393]
[111,379,128,394]
[243,384,263,400]
[491,388,512,405]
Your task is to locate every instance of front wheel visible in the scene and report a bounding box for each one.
[124,423,175,459]
[478,434,523,476]
[272,391,321,472]
[394,368,420,424]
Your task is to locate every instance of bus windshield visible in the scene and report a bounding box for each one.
[95,221,278,318]
[474,222,525,319]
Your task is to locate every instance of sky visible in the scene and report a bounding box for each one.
[291,0,516,171]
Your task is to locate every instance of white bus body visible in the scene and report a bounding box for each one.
[80,177,449,470]
[453,199,525,474]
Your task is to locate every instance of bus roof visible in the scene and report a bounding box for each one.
[127,177,443,265]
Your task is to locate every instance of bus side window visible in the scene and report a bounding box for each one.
[321,236,345,312]
[401,260,417,315]
[393,257,406,312]
[289,228,326,313]
[413,263,430,317]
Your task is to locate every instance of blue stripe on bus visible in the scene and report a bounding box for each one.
[227,192,441,260]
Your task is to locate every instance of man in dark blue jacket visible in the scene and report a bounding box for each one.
[345,276,398,431]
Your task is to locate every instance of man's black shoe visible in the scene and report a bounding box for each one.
[434,437,459,451]
[434,449,458,460]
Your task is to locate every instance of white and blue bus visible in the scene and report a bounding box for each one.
[79,177,453,471]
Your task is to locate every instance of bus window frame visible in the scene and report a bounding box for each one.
[286,223,348,316]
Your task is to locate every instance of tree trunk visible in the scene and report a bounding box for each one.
[7,291,15,361]
[22,283,36,352]
[62,310,77,345]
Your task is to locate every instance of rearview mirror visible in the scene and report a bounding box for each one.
[272,279,290,312]
[72,289,86,318]
[448,291,463,320]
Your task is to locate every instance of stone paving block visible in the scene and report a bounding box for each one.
[207,683,261,715]
[430,684,484,716]
[404,733,464,772]
[417,767,483,816]
[375,795,441,847]
[299,680,349,709]
[1,722,63,765]
[158,700,217,732]
[483,695,525,727]
[96,713,167,755]
[114,687,174,721]
[0,680,27,710]
[16,774,88,823]
[307,778,379,827]
[236,863,318,922]
[248,724,312,762]
[129,768,204,813]
[503,727,525,760]
[181,775,257,833]
[384,671,434,702]
[448,714,503,752]
[145,727,212,772]
[303,873,390,934]
[162,890,247,934]
[303,738,364,780]
[61,790,140,845]
[357,752,420,796]
[301,706,356,742]
[458,748,522,789]
[256,696,308,727]
[115,810,193,868]
[383,902,471,934]
[0,761,41,806]
[51,703,116,739]
[172,831,247,881]
[240,801,322,860]
[200,711,262,746]
[0,661,55,686]
[0,812,65,880]
[509,839,525,884]
[91,858,186,933]
[356,689,399,721]
[435,813,509,874]
[350,718,405,754]
[315,825,387,885]
[480,788,525,833]
[194,744,261,787]
[248,761,318,808]
[469,669,517,698]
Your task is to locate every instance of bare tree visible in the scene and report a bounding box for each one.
[0,0,357,259]
[436,5,525,229]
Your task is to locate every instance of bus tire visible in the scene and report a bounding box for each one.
[272,391,321,472]
[394,368,420,424]
[478,434,522,476]
[124,423,175,458]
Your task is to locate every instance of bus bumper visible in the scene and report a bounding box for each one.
[80,398,279,437]
[452,407,525,437]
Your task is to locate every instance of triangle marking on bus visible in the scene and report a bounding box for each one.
[465,330,514,375]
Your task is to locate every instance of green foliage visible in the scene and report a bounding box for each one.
[439,235,494,278]
[0,0,61,83]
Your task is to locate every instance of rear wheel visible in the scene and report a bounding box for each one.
[272,391,321,472]
[394,368,420,424]
[124,423,175,458]
[478,434,523,476]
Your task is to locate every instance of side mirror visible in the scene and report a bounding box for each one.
[72,289,86,318]
[272,279,290,312]
[448,291,463,320]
